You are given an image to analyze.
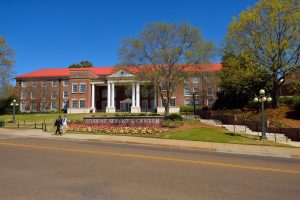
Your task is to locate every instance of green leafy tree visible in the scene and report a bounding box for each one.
[119,22,215,116]
[215,52,267,109]
[224,0,300,108]
[68,60,93,68]
[0,36,15,98]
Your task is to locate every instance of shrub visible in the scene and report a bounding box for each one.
[279,96,300,105]
[180,105,200,113]
[164,113,183,121]
[162,119,184,128]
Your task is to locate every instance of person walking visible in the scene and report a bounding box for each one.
[54,116,62,135]
[61,115,68,134]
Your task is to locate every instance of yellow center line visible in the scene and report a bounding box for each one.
[1,141,299,175]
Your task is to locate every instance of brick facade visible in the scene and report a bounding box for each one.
[15,65,221,113]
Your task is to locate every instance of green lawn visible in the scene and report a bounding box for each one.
[157,127,291,147]
[0,113,291,147]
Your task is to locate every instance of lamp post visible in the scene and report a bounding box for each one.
[10,99,19,124]
[254,89,272,140]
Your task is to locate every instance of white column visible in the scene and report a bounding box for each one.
[107,83,111,107]
[136,83,140,107]
[111,82,115,108]
[153,85,157,109]
[132,83,136,107]
[91,84,95,113]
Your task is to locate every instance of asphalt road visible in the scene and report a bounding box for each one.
[0,134,299,200]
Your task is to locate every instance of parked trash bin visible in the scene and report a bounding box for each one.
[0,121,4,128]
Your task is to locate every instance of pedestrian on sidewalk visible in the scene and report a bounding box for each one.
[54,116,62,135]
[61,115,68,134]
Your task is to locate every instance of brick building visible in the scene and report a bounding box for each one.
[15,63,222,114]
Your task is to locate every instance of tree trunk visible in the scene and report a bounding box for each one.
[272,81,280,109]
[164,104,170,117]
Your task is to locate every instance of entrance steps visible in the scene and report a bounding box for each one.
[198,118,300,147]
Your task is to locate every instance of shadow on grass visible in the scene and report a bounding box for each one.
[225,132,260,141]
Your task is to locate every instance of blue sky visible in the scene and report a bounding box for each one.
[1,0,258,76]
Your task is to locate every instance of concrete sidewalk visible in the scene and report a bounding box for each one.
[1,128,300,159]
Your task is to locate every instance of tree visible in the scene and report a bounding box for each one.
[216,52,267,109]
[68,60,93,68]
[0,36,15,98]
[118,22,215,115]
[224,0,300,108]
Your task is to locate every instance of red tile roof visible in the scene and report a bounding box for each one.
[16,63,222,79]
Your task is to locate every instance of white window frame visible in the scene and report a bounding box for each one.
[71,99,78,108]
[52,80,58,87]
[21,101,26,111]
[51,90,57,99]
[21,81,27,87]
[162,98,176,107]
[184,88,191,96]
[79,83,86,93]
[184,99,192,106]
[32,81,37,87]
[184,79,190,83]
[79,99,86,108]
[31,91,36,99]
[63,90,69,99]
[51,101,57,110]
[192,77,200,83]
[41,81,47,87]
[72,83,78,93]
[207,99,215,106]
[207,88,213,96]
[63,80,69,86]
[21,91,26,99]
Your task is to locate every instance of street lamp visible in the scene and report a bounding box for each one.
[254,89,272,139]
[10,99,19,124]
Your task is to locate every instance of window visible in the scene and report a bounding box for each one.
[21,81,27,87]
[193,88,199,94]
[79,84,86,93]
[30,103,36,111]
[32,81,37,87]
[184,88,191,96]
[41,88,47,98]
[162,98,176,107]
[31,91,36,99]
[195,100,200,105]
[51,101,57,110]
[72,100,78,108]
[52,80,58,87]
[63,80,69,86]
[170,98,176,106]
[193,77,200,83]
[184,99,192,105]
[184,79,190,83]
[51,90,57,99]
[205,76,210,83]
[40,102,47,111]
[63,91,69,98]
[63,101,68,109]
[41,81,47,87]
[21,101,26,111]
[207,88,213,96]
[21,91,26,99]
[72,84,78,93]
[207,99,215,106]
[79,100,86,108]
